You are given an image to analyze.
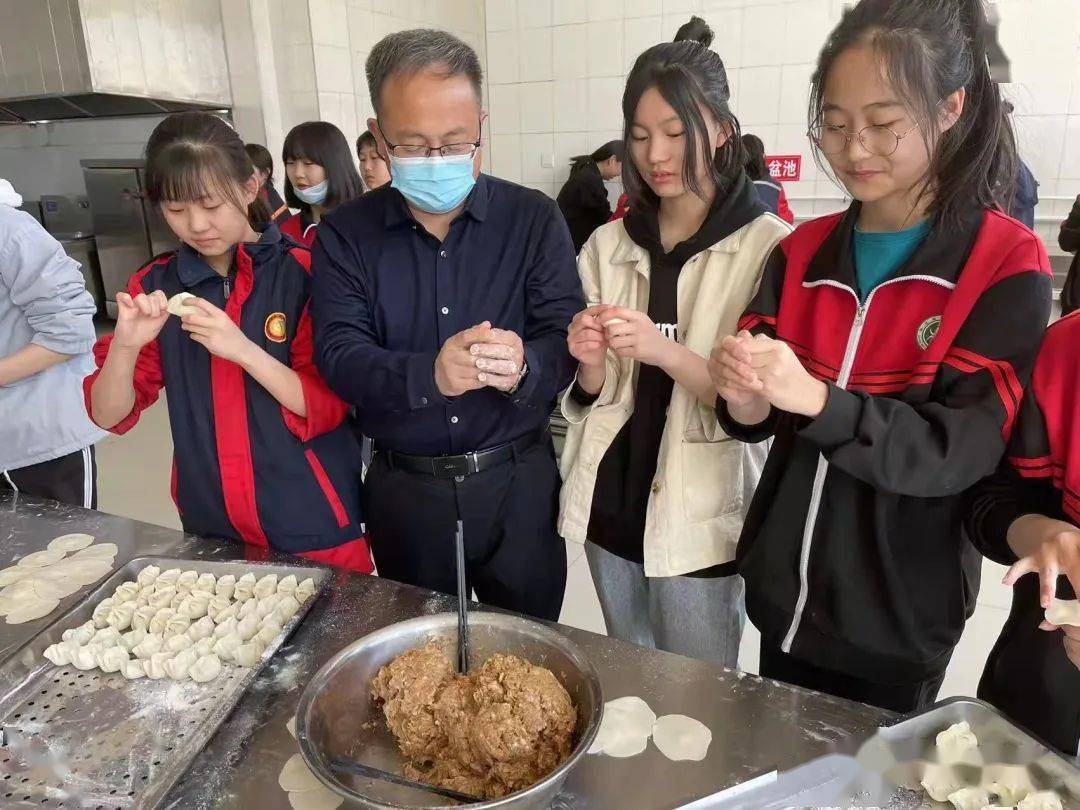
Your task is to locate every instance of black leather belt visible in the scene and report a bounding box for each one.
[376,428,547,479]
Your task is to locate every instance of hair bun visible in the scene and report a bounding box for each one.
[674,15,714,49]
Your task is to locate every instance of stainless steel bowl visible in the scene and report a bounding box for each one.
[295,612,603,809]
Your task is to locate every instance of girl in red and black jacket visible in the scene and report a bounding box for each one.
[86,111,372,573]
[710,0,1051,712]
[245,142,290,228]
[280,121,363,248]
[965,312,1080,754]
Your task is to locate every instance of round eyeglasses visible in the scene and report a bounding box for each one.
[808,122,920,157]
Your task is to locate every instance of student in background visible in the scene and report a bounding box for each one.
[245,142,290,227]
[559,31,790,667]
[711,0,1051,712]
[1060,193,1080,315]
[742,134,795,224]
[557,141,624,253]
[355,131,391,191]
[1001,101,1039,229]
[0,178,105,508]
[281,121,363,247]
[86,112,371,572]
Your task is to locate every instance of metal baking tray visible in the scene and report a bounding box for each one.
[0,556,329,809]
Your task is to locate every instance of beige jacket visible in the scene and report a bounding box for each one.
[558,213,791,577]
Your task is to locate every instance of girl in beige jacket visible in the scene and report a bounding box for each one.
[559,32,790,667]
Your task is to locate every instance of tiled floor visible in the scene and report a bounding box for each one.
[97,398,1011,698]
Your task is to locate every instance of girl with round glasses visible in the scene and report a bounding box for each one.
[709,0,1052,712]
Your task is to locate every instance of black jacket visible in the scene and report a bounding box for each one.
[1058,195,1080,316]
[557,163,612,253]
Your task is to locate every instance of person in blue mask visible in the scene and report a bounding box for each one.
[281,121,363,247]
[311,29,585,621]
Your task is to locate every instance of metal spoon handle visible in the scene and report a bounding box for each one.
[455,519,470,674]
[329,758,480,803]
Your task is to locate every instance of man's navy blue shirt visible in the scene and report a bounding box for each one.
[311,174,584,456]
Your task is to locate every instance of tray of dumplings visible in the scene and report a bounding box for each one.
[854,697,1080,808]
[0,556,328,808]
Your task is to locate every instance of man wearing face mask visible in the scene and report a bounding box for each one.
[311,29,584,621]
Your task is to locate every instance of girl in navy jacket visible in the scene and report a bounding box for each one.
[280,121,363,248]
[86,112,372,573]
[710,0,1051,711]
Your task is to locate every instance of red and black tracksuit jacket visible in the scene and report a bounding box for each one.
[84,225,372,572]
[280,211,317,248]
[717,203,1052,684]
[966,311,1080,754]
[260,184,291,228]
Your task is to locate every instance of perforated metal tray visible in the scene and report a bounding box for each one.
[0,556,328,809]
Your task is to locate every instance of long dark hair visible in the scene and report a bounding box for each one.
[809,0,1018,230]
[569,140,624,175]
[282,121,364,212]
[244,143,274,184]
[742,134,769,182]
[144,112,269,226]
[621,34,744,211]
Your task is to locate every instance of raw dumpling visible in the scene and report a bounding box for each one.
[169,591,187,609]
[215,574,236,600]
[936,721,979,764]
[62,620,96,646]
[43,642,73,666]
[982,764,1033,805]
[195,572,216,592]
[156,569,181,586]
[253,573,279,600]
[178,594,210,620]
[132,605,157,633]
[96,645,129,673]
[71,644,99,671]
[166,291,198,317]
[92,626,121,646]
[277,574,298,595]
[164,647,197,680]
[213,617,239,640]
[206,595,232,621]
[233,572,257,601]
[113,581,140,602]
[134,586,154,606]
[106,603,135,631]
[189,653,222,683]
[1018,791,1064,810]
[187,615,215,642]
[166,633,193,653]
[212,633,242,663]
[118,628,148,651]
[164,614,191,639]
[120,658,146,679]
[1044,598,1080,627]
[273,595,301,624]
[176,570,199,592]
[132,633,164,659]
[214,602,240,624]
[148,608,175,636]
[254,595,281,621]
[946,787,988,810]
[149,586,176,610]
[238,598,259,620]
[137,565,161,588]
[253,622,281,648]
[145,651,173,680]
[921,763,964,803]
[234,640,264,667]
[295,578,316,602]
[92,597,115,628]
[236,614,260,641]
[193,636,215,657]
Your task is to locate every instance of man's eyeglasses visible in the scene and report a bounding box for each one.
[378,121,483,159]
[808,122,920,157]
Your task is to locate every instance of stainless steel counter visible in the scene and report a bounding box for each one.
[0,491,895,808]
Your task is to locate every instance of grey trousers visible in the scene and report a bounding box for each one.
[584,541,746,669]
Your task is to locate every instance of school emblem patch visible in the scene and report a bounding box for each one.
[264,312,287,343]
[916,315,941,351]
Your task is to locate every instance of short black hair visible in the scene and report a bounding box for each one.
[355,130,378,159]
[244,143,274,182]
[741,134,768,182]
[365,29,483,116]
[281,121,364,212]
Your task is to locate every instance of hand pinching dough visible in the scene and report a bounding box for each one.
[652,714,713,761]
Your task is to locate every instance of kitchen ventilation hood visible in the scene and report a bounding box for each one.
[0,0,231,123]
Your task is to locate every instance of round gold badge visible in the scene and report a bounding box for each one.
[264,312,287,343]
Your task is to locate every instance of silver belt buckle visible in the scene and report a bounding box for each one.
[465,451,481,475]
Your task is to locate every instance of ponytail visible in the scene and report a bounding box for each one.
[145,112,270,227]
[568,140,625,175]
[809,0,1018,230]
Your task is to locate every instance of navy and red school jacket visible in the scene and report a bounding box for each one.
[717,203,1052,684]
[280,211,317,248]
[83,225,372,573]
[259,184,291,228]
[966,311,1080,754]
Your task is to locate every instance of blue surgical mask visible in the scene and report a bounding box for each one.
[389,153,476,214]
[293,179,328,206]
